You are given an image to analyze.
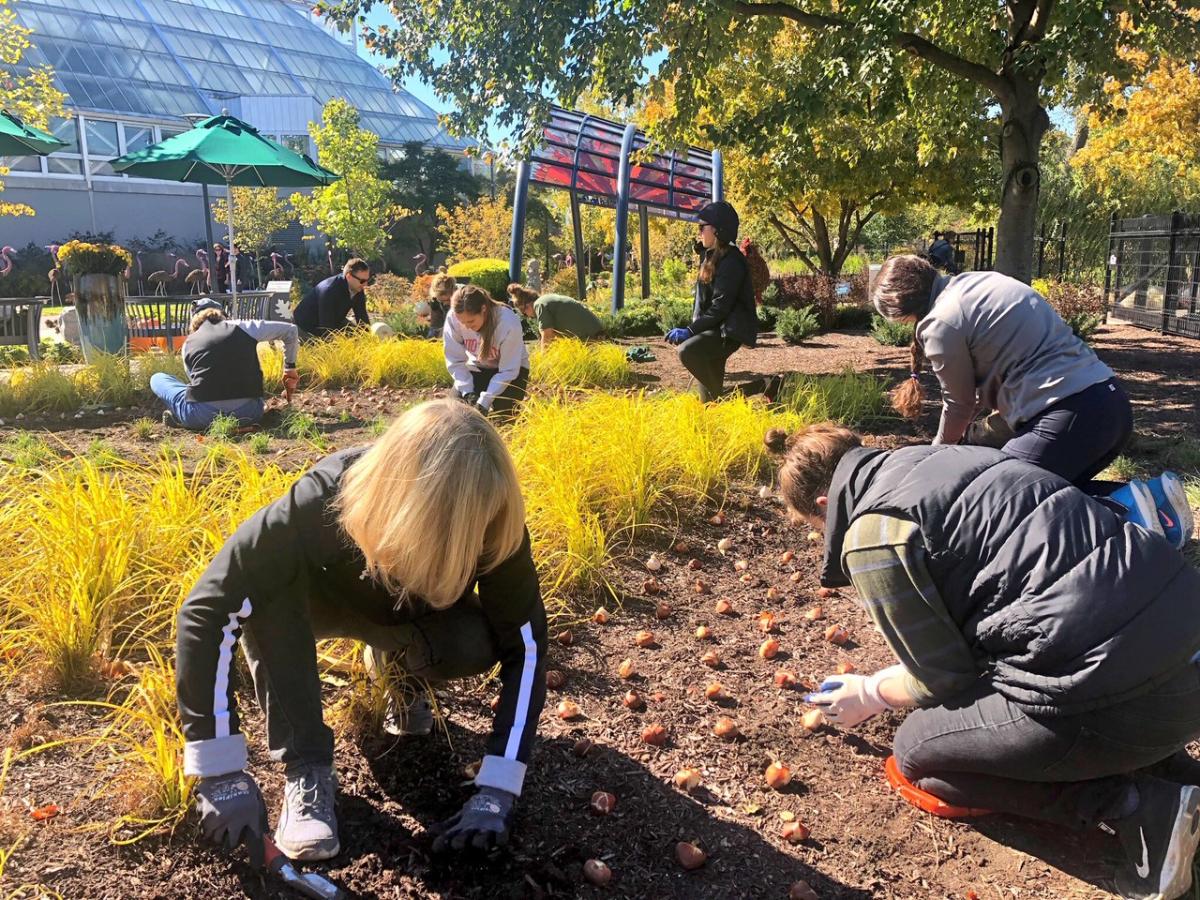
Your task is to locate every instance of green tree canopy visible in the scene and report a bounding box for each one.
[291,98,407,258]
[383,141,483,259]
[322,0,1200,281]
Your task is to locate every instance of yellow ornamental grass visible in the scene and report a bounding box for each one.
[529,337,633,390]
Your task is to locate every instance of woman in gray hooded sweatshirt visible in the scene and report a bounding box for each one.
[872,254,1192,549]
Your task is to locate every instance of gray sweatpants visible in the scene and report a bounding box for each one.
[240,590,498,772]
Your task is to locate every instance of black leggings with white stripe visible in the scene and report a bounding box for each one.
[240,590,497,771]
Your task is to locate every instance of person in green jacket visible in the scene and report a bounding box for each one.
[507,283,604,347]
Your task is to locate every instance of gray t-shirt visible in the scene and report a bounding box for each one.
[917,272,1114,444]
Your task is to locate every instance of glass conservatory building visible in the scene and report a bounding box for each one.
[0,0,470,246]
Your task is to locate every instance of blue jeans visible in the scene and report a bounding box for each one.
[150,373,263,430]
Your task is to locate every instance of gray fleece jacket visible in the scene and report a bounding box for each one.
[917,272,1115,445]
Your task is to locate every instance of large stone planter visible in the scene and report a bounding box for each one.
[75,273,128,360]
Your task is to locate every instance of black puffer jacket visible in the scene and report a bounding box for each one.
[820,444,1200,716]
[691,245,758,347]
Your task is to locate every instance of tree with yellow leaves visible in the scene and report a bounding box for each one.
[1072,56,1200,215]
[0,0,66,217]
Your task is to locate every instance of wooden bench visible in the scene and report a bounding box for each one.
[0,298,44,361]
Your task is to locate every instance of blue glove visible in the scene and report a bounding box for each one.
[432,786,515,851]
[666,327,691,345]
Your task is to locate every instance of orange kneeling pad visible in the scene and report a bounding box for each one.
[884,756,993,818]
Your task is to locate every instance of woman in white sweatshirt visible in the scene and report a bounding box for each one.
[443,284,531,416]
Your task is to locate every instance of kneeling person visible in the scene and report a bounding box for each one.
[151,299,298,430]
[507,283,603,347]
[177,399,547,862]
[767,424,1200,900]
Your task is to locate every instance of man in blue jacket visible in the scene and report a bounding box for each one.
[293,258,371,339]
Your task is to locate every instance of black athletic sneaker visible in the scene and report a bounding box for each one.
[161,409,179,428]
[764,374,785,404]
[1113,777,1200,899]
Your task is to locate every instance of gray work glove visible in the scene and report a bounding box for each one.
[194,771,268,867]
[431,786,515,852]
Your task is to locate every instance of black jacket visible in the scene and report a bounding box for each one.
[293,274,369,337]
[692,245,758,347]
[183,320,262,402]
[821,444,1200,716]
[176,448,547,788]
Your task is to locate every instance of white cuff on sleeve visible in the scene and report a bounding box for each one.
[475,754,527,796]
[183,733,248,778]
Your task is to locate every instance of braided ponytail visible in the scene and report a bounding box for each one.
[892,338,927,419]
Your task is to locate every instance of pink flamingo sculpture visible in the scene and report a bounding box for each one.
[268,252,285,279]
[327,248,335,274]
[135,250,145,295]
[0,246,14,278]
[413,252,428,275]
[148,255,188,296]
[185,248,209,294]
[45,244,63,304]
[284,253,296,276]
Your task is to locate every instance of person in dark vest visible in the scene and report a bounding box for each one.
[926,231,958,273]
[293,258,371,339]
[872,254,1192,549]
[665,201,760,402]
[151,298,299,430]
[767,422,1200,900]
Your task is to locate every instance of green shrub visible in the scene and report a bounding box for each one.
[383,306,427,338]
[1036,280,1107,344]
[832,303,873,330]
[446,258,510,301]
[248,432,271,454]
[4,432,57,469]
[776,306,821,344]
[603,304,662,338]
[660,257,689,285]
[41,340,80,365]
[131,417,156,440]
[761,282,780,306]
[658,300,693,332]
[871,316,915,346]
[756,304,779,332]
[367,273,414,317]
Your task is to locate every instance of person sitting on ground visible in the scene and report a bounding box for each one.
[151,298,299,430]
[506,283,604,347]
[444,284,529,417]
[665,200,761,403]
[872,253,1192,548]
[767,422,1200,900]
[416,272,455,340]
[292,258,371,339]
[177,399,546,864]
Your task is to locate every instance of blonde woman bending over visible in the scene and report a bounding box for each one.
[176,399,546,862]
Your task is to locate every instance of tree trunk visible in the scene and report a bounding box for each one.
[993,77,1050,282]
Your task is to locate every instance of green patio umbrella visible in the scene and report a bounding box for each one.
[110,111,339,303]
[0,109,67,155]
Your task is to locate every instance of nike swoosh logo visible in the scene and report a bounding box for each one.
[1135,827,1151,879]
[1160,510,1176,529]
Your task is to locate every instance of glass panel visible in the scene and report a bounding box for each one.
[50,117,80,154]
[47,156,82,175]
[159,127,186,141]
[281,135,310,155]
[89,158,116,176]
[123,123,153,154]
[85,119,119,157]
[0,155,43,173]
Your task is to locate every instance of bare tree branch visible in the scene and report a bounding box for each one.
[767,214,818,272]
[732,0,1009,98]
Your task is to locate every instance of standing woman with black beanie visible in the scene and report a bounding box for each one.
[665,201,759,402]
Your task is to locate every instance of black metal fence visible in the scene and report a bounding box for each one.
[1034,222,1068,280]
[1104,212,1200,339]
[951,227,993,272]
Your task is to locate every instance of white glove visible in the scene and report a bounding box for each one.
[805,665,904,727]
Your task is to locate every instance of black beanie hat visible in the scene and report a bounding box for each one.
[695,201,740,245]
